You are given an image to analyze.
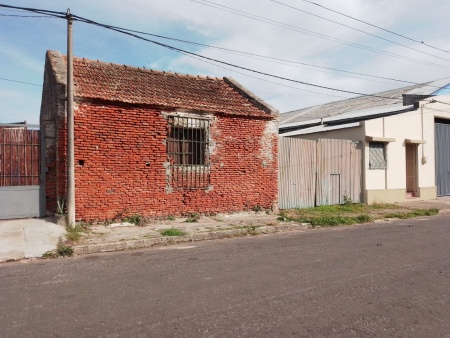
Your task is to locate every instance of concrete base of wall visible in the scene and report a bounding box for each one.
[365,189,406,204]
[418,186,437,199]
[365,186,438,204]
[0,186,42,219]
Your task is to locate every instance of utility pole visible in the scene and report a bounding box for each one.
[66,9,75,226]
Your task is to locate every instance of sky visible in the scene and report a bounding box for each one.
[1,0,450,124]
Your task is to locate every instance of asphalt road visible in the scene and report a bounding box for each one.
[1,215,449,338]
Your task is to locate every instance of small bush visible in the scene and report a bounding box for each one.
[42,243,74,258]
[123,213,144,226]
[356,214,372,223]
[252,205,264,212]
[185,213,200,223]
[56,244,74,257]
[160,228,187,237]
[65,222,91,242]
[167,215,176,221]
[343,195,352,205]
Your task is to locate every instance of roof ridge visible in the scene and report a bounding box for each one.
[72,53,222,81]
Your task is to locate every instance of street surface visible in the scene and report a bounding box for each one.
[1,215,449,337]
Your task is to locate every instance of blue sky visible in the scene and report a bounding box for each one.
[1,0,450,124]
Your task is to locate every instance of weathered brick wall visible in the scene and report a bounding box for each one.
[40,53,67,215]
[65,100,278,221]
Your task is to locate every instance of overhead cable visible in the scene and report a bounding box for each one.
[189,0,449,69]
[298,0,450,55]
[0,77,42,86]
[105,25,446,89]
[71,14,413,101]
[270,0,450,62]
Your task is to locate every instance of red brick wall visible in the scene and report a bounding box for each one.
[59,100,278,221]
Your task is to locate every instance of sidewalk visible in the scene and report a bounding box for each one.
[73,211,299,255]
[0,218,65,262]
[2,197,450,262]
[73,197,450,256]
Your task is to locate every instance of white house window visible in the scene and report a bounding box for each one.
[369,142,387,169]
[167,115,210,190]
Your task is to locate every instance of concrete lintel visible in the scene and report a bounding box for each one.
[365,136,396,143]
[405,138,426,144]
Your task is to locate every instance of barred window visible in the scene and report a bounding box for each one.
[167,116,210,190]
[369,142,387,169]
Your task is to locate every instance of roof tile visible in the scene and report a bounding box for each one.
[47,51,274,117]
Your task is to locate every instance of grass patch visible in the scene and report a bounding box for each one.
[65,223,90,242]
[384,208,439,219]
[279,203,439,228]
[160,228,187,237]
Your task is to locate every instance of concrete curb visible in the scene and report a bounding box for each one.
[73,209,449,256]
[73,223,308,255]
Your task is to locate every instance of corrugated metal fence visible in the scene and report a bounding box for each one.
[435,122,450,196]
[279,137,362,209]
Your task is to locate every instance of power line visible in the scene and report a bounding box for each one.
[1,3,447,91]
[0,77,42,86]
[0,13,56,18]
[189,0,449,70]
[168,45,352,100]
[0,4,439,105]
[71,14,412,101]
[109,25,445,89]
[0,2,446,88]
[298,0,450,55]
[0,4,66,18]
[269,0,450,63]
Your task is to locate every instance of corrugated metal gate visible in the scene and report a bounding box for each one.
[435,121,450,196]
[279,137,362,209]
[0,124,44,219]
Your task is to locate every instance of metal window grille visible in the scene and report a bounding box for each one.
[369,142,387,169]
[0,126,40,186]
[167,116,210,190]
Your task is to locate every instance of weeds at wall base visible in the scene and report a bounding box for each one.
[160,228,187,236]
[278,204,439,227]
[42,240,74,258]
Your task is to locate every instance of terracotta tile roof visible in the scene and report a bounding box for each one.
[46,50,277,117]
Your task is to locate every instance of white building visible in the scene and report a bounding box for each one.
[280,80,450,204]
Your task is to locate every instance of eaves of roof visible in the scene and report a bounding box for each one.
[279,104,417,133]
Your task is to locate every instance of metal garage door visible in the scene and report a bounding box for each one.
[0,124,44,219]
[435,120,450,196]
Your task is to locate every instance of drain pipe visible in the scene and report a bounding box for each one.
[421,103,427,164]
[383,117,387,190]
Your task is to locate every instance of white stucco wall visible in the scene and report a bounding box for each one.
[282,95,450,203]
[364,96,450,194]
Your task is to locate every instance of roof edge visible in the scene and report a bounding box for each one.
[223,77,279,115]
[46,50,67,86]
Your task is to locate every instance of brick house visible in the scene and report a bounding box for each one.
[40,50,278,221]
